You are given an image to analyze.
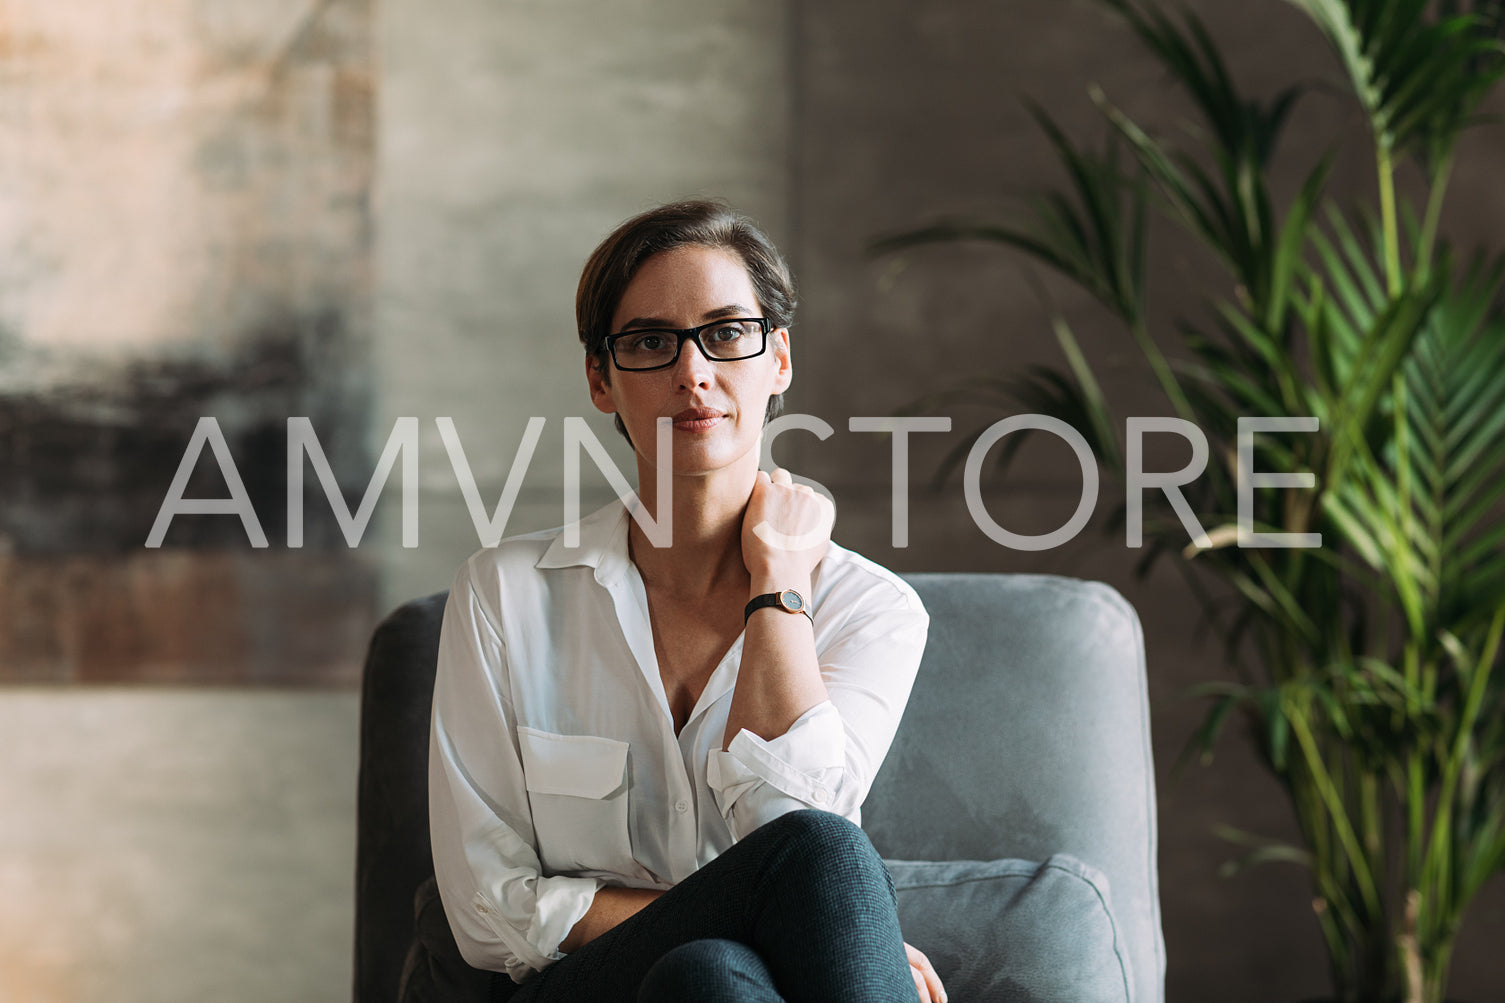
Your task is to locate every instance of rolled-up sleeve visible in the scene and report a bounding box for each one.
[706,584,929,840]
[428,563,601,983]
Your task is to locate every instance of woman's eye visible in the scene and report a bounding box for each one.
[630,334,666,351]
[706,324,745,343]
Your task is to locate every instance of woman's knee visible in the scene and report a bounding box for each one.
[760,808,864,847]
[637,939,777,1003]
[758,810,892,892]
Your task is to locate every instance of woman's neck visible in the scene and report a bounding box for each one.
[627,456,757,600]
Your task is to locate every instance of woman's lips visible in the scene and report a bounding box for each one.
[672,414,724,431]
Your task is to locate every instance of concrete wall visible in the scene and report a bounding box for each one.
[0,691,358,1003]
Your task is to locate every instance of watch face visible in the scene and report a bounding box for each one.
[780,590,804,612]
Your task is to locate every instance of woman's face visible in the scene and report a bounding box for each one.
[587,244,792,478]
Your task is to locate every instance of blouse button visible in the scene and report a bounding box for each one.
[811,789,828,804]
[674,799,690,814]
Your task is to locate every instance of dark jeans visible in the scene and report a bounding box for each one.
[491,809,917,1003]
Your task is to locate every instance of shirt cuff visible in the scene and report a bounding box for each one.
[476,871,601,983]
[706,701,848,831]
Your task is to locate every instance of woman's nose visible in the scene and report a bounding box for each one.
[673,337,715,387]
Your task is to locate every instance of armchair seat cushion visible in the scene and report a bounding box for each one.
[399,853,1131,1003]
[890,855,1132,1003]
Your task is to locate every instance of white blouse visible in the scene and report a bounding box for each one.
[428,498,930,983]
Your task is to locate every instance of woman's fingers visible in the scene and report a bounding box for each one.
[743,467,834,576]
[905,942,947,1003]
[910,964,928,1001]
[764,467,814,495]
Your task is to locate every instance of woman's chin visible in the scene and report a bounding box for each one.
[640,439,758,480]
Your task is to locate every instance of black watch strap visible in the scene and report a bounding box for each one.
[744,589,813,624]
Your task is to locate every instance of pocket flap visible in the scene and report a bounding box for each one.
[517,727,629,799]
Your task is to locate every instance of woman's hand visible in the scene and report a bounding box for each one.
[560,886,666,953]
[741,467,834,581]
[906,941,947,1003]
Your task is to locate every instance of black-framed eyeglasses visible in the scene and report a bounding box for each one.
[603,318,770,372]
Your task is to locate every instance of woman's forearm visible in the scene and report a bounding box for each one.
[726,468,834,750]
[559,886,665,953]
[721,569,828,751]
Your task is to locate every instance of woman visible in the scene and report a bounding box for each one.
[429,200,945,1002]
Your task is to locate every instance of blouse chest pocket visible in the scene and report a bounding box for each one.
[517,727,639,878]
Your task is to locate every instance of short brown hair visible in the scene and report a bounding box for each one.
[576,199,797,444]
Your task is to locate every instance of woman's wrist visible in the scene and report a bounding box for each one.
[747,570,813,599]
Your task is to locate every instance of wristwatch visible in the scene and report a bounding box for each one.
[744,589,813,624]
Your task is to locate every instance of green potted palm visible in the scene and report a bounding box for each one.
[877,2,1505,1001]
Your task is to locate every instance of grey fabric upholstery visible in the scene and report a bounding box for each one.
[355,591,449,1003]
[354,573,1165,1002]
[887,856,1133,1002]
[863,574,1164,1003]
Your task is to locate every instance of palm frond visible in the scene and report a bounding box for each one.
[1288,0,1505,163]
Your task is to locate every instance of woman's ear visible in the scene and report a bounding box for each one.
[771,326,793,395]
[586,353,617,415]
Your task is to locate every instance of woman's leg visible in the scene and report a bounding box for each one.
[497,809,916,1003]
[636,939,784,1003]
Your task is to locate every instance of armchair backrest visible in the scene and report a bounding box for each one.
[353,573,1164,1003]
[863,573,1164,1003]
[354,591,447,1003]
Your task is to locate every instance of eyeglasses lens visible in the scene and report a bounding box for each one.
[613,321,765,370]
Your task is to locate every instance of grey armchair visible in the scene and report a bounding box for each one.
[354,572,1165,1002]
